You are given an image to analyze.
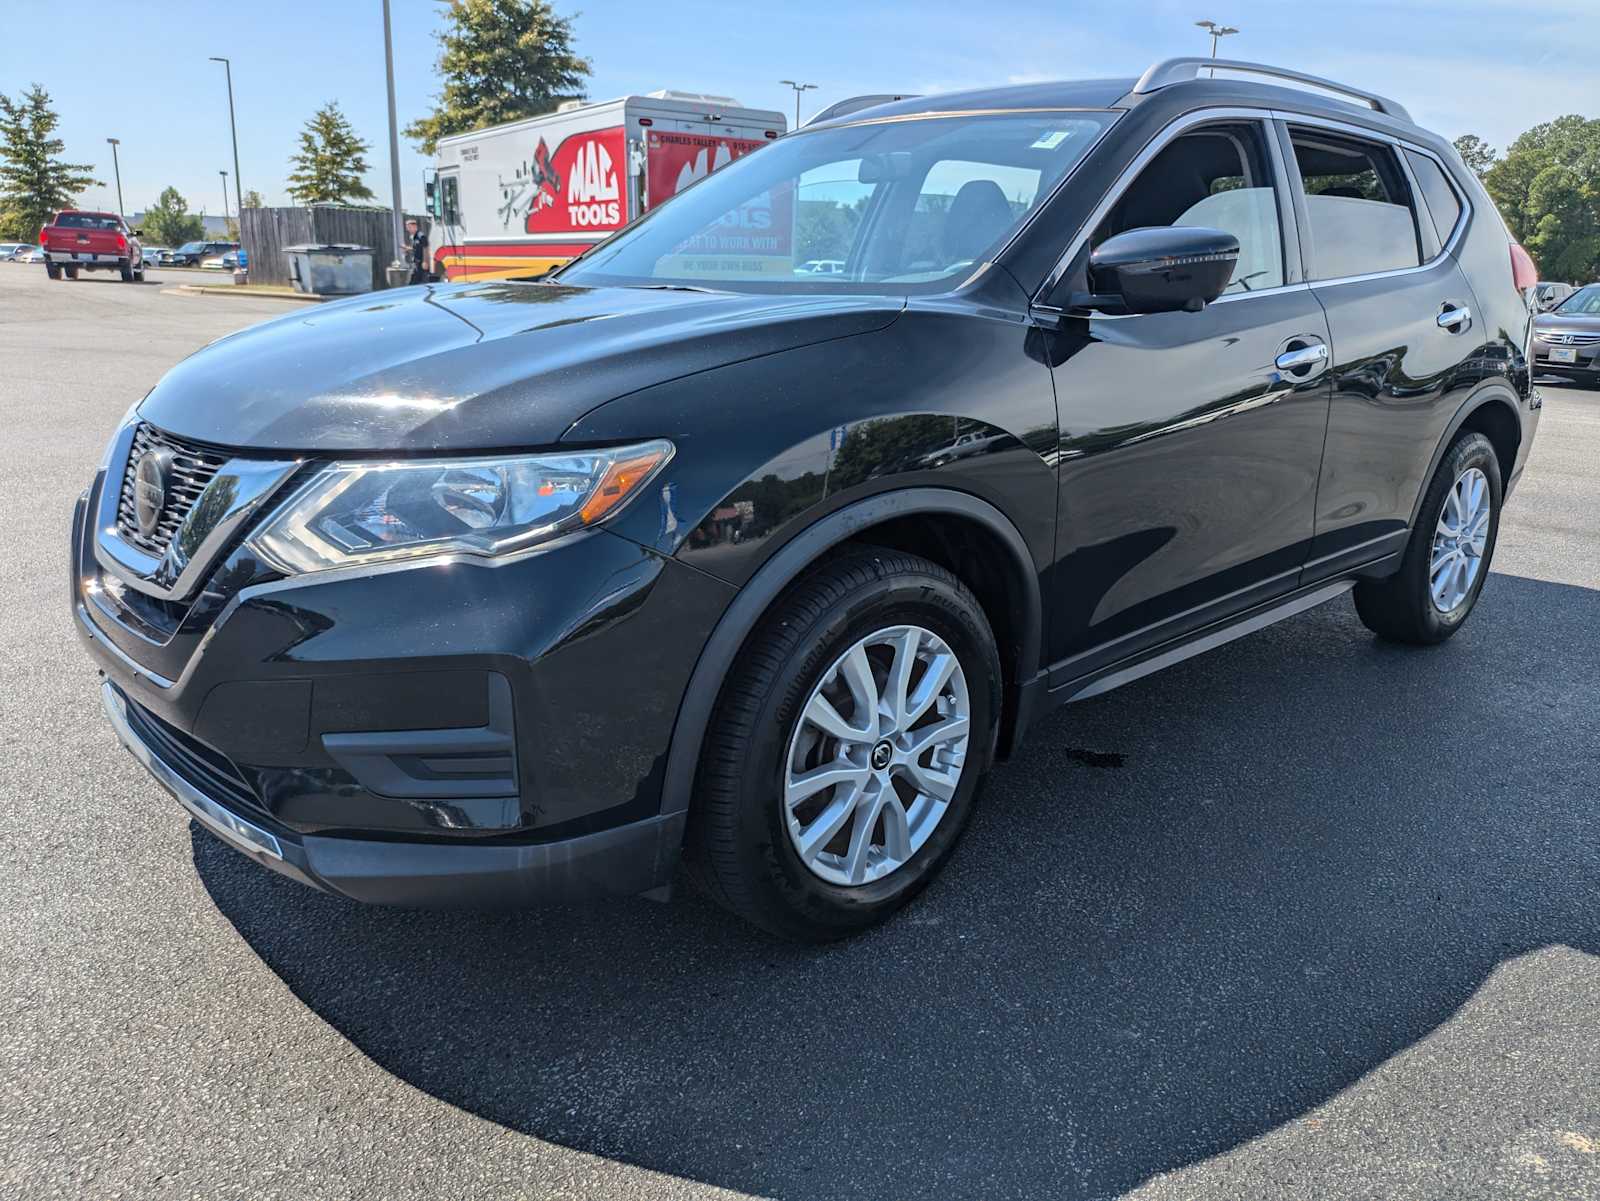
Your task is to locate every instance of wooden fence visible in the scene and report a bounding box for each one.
[241,205,427,291]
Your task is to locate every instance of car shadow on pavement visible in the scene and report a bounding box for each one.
[195,571,1600,1200]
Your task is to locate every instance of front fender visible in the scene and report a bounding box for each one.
[564,300,1061,588]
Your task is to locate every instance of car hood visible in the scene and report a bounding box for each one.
[137,281,904,452]
[1532,312,1600,336]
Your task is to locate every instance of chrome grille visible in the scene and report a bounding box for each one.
[115,423,229,558]
[1540,331,1600,346]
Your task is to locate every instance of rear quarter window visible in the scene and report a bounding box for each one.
[1404,149,1464,244]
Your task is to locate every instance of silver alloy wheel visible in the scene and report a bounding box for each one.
[1430,466,1491,614]
[782,624,971,887]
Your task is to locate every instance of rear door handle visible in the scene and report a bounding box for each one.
[1438,305,1472,331]
[1275,343,1329,373]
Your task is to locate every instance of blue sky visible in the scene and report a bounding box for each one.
[1,0,1592,219]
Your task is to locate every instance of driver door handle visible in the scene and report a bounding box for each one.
[1438,305,1472,331]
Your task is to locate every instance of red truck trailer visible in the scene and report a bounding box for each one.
[427,90,786,281]
[38,211,144,282]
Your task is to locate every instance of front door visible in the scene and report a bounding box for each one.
[1039,117,1332,681]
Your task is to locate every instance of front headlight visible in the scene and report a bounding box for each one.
[247,440,672,575]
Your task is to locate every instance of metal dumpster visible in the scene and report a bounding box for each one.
[284,243,373,296]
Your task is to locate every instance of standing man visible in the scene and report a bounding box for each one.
[406,218,431,285]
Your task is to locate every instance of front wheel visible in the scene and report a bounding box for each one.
[1354,430,1501,644]
[688,548,1001,941]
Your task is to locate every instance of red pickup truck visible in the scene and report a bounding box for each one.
[38,210,143,282]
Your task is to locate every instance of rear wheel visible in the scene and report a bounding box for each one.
[688,548,1000,941]
[119,258,134,282]
[64,265,78,280]
[1354,430,1501,644]
[45,263,61,280]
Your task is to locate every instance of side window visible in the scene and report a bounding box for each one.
[441,176,460,225]
[1094,123,1285,294]
[1404,149,1464,245]
[1289,129,1421,279]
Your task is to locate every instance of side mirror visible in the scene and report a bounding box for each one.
[132,228,144,237]
[424,178,438,216]
[1079,226,1240,315]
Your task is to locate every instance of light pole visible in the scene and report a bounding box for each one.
[381,0,408,287]
[105,137,124,217]
[779,79,818,129]
[219,170,230,224]
[1194,20,1239,73]
[208,58,243,215]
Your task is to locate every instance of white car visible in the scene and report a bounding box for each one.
[0,242,30,261]
[141,247,170,268]
[17,246,48,263]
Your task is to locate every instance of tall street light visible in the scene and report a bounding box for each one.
[208,58,243,213]
[219,170,230,224]
[779,80,818,129]
[1195,19,1239,76]
[381,0,408,287]
[105,138,124,217]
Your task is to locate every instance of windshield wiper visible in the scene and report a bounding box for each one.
[624,283,723,294]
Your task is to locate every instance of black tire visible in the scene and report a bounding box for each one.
[45,263,60,280]
[119,258,133,282]
[687,548,1001,941]
[1354,430,1501,644]
[64,265,78,280]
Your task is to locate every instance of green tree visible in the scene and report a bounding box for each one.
[286,102,375,205]
[405,0,590,154]
[239,188,265,209]
[1524,164,1600,283]
[0,83,99,240]
[143,186,205,245]
[1485,115,1599,241]
[1451,134,1497,179]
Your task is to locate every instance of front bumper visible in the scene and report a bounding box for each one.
[101,682,687,905]
[1531,340,1600,374]
[73,446,737,905]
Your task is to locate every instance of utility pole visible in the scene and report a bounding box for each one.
[220,170,230,224]
[779,79,818,129]
[381,0,408,287]
[1194,20,1239,74]
[208,58,243,213]
[105,138,124,216]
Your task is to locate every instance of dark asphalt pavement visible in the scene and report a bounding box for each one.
[3,265,1597,1200]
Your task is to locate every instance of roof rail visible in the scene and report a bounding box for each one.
[804,94,921,127]
[1128,58,1411,123]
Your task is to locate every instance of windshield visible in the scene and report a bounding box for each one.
[559,111,1115,294]
[177,242,205,253]
[1554,286,1600,315]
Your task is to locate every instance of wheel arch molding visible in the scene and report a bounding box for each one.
[1408,384,1524,530]
[658,487,1045,821]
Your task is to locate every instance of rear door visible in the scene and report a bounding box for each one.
[1280,120,1483,580]
[1041,113,1334,678]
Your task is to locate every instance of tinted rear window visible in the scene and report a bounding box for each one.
[1404,150,1464,244]
[1289,129,1422,279]
[55,213,121,230]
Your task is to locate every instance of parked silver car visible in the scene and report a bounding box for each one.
[1530,281,1575,312]
[1531,284,1600,387]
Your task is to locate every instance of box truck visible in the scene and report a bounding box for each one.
[427,91,787,281]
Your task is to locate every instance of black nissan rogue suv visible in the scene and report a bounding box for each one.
[74,59,1540,941]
